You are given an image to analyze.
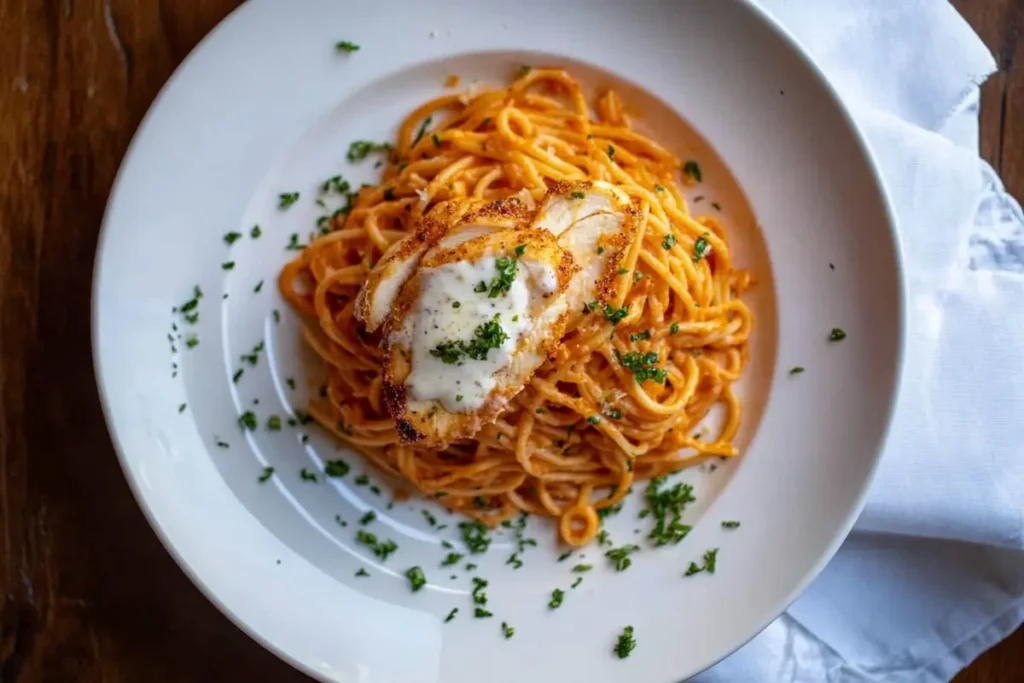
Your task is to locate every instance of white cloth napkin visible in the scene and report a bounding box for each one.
[697,2,1024,681]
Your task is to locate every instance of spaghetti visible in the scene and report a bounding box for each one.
[279,69,753,547]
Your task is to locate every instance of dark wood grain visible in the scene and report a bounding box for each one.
[0,1,1020,681]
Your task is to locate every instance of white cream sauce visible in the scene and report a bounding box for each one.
[404,255,556,411]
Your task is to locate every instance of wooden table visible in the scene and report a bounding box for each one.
[0,1,1020,680]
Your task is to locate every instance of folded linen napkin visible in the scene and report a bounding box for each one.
[698,2,1024,681]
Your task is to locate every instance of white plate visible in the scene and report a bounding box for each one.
[93,1,904,681]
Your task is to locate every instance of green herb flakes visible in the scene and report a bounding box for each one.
[238,411,257,431]
[347,140,390,162]
[614,626,636,658]
[278,192,300,209]
[684,548,719,576]
[605,544,640,572]
[258,466,274,483]
[683,160,702,182]
[335,40,360,53]
[405,566,427,592]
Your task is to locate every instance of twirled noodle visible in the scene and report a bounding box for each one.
[279,69,752,546]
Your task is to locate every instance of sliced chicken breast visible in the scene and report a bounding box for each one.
[365,185,638,448]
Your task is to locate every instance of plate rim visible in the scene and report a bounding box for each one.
[90,0,907,680]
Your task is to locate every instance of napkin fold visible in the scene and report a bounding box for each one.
[698,2,1024,681]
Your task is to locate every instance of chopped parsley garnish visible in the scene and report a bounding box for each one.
[614,626,636,658]
[254,280,264,293]
[662,233,676,250]
[178,403,187,413]
[501,621,515,639]
[629,330,651,342]
[347,140,390,162]
[431,133,441,147]
[597,529,611,546]
[548,588,565,609]
[572,564,593,573]
[459,520,491,554]
[605,408,623,420]
[354,474,369,486]
[693,237,710,261]
[829,327,847,341]
[570,191,585,199]
[238,411,257,431]
[355,567,369,577]
[506,553,523,569]
[286,233,305,251]
[464,562,477,571]
[455,395,463,402]
[587,415,601,425]
[654,184,665,192]
[258,467,274,483]
[789,366,805,375]
[617,267,629,275]
[721,520,741,529]
[596,503,623,519]
[335,40,360,53]
[221,261,235,270]
[601,303,629,325]
[266,415,282,431]
[278,192,300,209]
[634,270,643,283]
[360,511,376,526]
[685,548,719,576]
[711,201,721,210]
[444,608,458,623]
[670,322,680,335]
[232,368,244,383]
[299,468,317,482]
[616,351,667,384]
[597,245,605,255]
[607,145,615,160]
[514,243,527,257]
[412,115,433,147]
[250,224,262,238]
[683,160,702,182]
[557,551,573,562]
[452,301,461,309]
[325,459,350,477]
[421,509,438,526]
[605,544,640,572]
[272,309,280,323]
[355,530,399,561]
[185,334,199,349]
[216,439,230,449]
[429,314,508,364]
[224,231,242,245]
[405,566,427,592]
[474,607,493,618]
[645,477,695,546]
[441,552,464,566]
[488,256,518,297]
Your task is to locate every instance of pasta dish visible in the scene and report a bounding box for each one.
[279,68,752,547]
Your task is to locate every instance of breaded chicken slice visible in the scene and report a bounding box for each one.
[354,198,526,332]
[381,221,576,447]
[368,185,637,448]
